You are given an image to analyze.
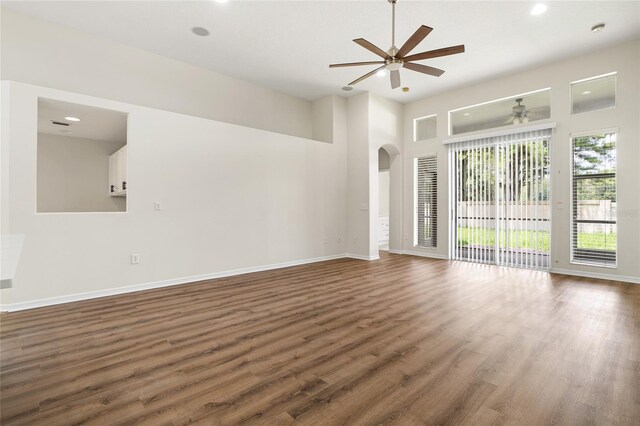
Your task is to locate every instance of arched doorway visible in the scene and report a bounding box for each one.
[372,144,400,258]
[378,148,391,251]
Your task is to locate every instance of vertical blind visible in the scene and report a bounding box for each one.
[571,132,617,266]
[415,155,437,248]
[450,128,551,270]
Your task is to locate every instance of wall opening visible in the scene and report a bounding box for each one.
[37,99,128,213]
[378,147,390,251]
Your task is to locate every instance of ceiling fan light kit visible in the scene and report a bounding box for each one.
[330,0,465,90]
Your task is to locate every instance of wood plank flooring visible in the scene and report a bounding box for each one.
[1,252,639,425]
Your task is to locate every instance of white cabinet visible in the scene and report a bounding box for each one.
[109,145,127,197]
[119,146,128,192]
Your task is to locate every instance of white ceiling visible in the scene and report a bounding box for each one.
[5,1,639,103]
[38,99,128,142]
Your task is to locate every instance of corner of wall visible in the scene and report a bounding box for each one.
[311,95,335,143]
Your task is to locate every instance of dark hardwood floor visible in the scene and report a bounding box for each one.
[1,252,639,425]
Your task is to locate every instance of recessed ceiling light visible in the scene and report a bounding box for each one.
[591,23,606,33]
[65,116,80,122]
[214,0,228,3]
[582,91,592,95]
[376,69,387,77]
[191,27,210,36]
[530,3,548,15]
[342,86,353,91]
[463,113,470,116]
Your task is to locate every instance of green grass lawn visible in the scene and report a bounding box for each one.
[576,232,617,251]
[457,227,616,252]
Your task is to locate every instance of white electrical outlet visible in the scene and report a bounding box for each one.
[131,254,140,264]
[154,202,161,211]
[323,236,328,245]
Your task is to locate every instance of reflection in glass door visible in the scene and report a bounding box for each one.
[451,129,551,270]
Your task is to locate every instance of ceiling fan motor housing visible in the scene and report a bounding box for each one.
[513,98,526,115]
[386,59,403,71]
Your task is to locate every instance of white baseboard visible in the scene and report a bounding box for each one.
[549,268,640,285]
[346,253,380,261]
[0,253,349,312]
[6,254,634,312]
[402,250,450,260]
[386,248,447,259]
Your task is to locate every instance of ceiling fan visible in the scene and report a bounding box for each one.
[504,98,549,124]
[508,98,530,124]
[330,0,465,89]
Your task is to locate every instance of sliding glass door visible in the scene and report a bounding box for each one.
[451,129,551,270]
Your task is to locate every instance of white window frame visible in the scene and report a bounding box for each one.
[414,154,438,248]
[569,128,618,268]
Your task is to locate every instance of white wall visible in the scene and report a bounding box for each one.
[378,170,389,218]
[346,93,371,259]
[403,40,640,281]
[0,82,348,307]
[331,96,349,250]
[312,96,334,144]
[378,148,390,170]
[0,8,314,140]
[369,94,403,256]
[37,133,126,212]
[346,93,404,259]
